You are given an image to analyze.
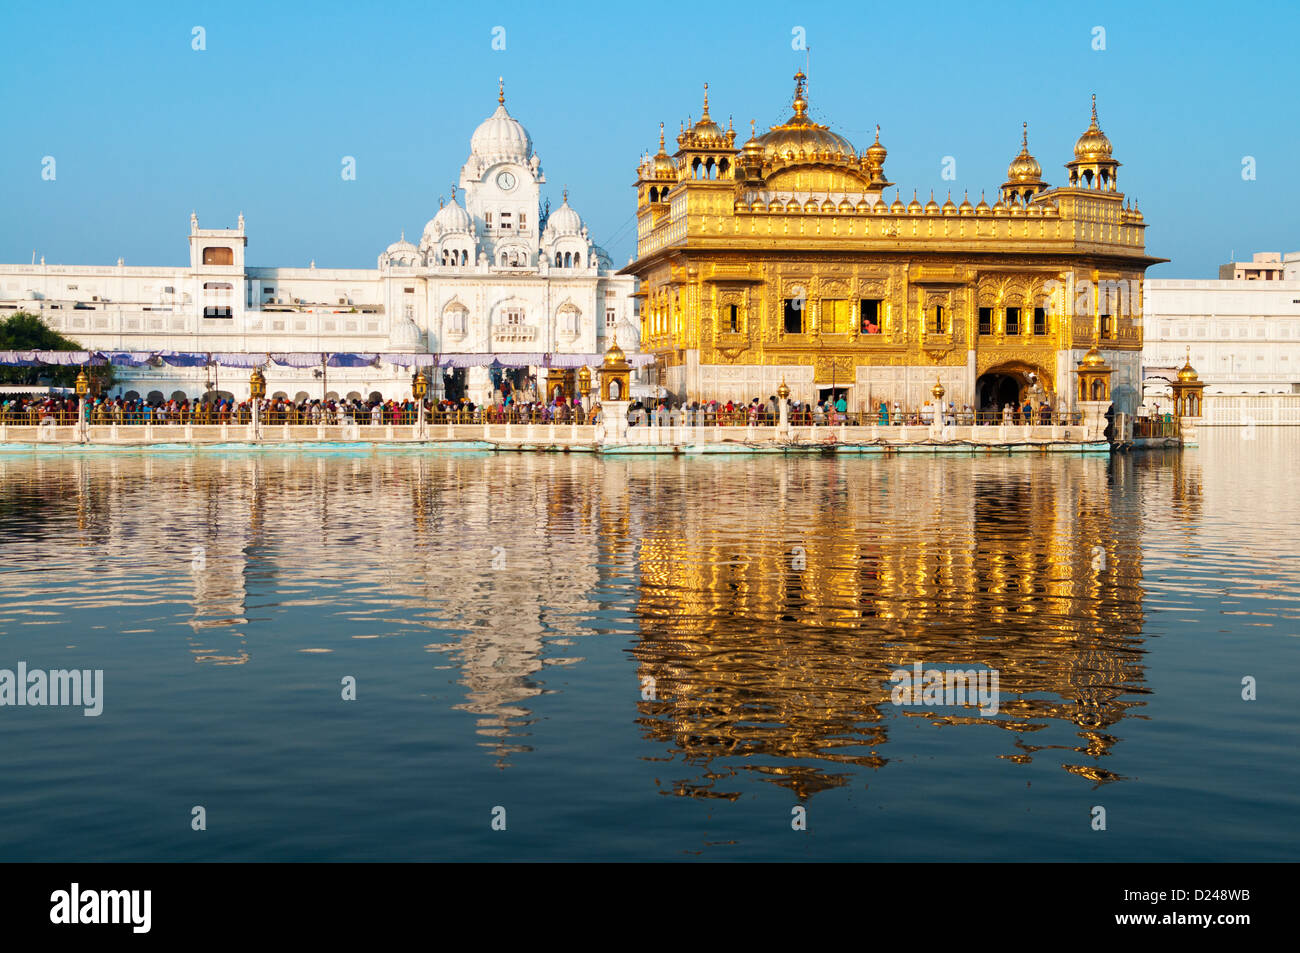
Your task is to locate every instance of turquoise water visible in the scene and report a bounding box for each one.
[0,432,1296,860]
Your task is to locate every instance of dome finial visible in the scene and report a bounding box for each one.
[1091,92,1097,123]
[702,81,710,116]
[498,76,505,106]
[563,186,568,203]
[792,70,808,120]
[400,230,405,241]
[750,118,756,137]
[438,195,444,210]
[658,122,665,150]
[875,124,881,143]
[1022,121,1028,150]
[450,184,457,201]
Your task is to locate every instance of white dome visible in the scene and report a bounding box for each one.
[385,235,418,256]
[470,103,532,163]
[388,316,423,351]
[423,198,472,239]
[546,195,583,236]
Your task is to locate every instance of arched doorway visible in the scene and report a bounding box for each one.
[975,362,1053,414]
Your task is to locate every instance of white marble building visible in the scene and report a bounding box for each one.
[0,82,640,405]
[1142,278,1300,410]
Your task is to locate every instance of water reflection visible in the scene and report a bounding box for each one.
[0,435,1291,799]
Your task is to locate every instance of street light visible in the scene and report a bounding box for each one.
[249,367,266,441]
[413,369,428,439]
[578,365,592,414]
[75,368,89,442]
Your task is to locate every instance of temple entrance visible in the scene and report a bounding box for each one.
[441,367,467,403]
[817,386,849,405]
[976,373,1023,413]
[976,362,1052,414]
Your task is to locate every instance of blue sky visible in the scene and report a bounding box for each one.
[2,0,1294,277]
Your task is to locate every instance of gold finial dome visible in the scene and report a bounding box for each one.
[1081,343,1107,367]
[1177,347,1199,381]
[651,123,675,176]
[866,124,887,160]
[777,378,790,400]
[958,191,974,213]
[1007,122,1043,182]
[691,82,722,138]
[1074,94,1113,159]
[907,190,923,213]
[603,330,626,367]
[749,70,857,164]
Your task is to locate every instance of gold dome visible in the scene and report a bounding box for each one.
[1080,343,1108,368]
[1007,122,1043,182]
[907,190,923,213]
[603,330,627,367]
[691,83,722,139]
[651,123,675,177]
[865,125,887,161]
[750,71,857,164]
[958,191,974,213]
[924,191,940,214]
[1177,347,1199,381]
[1074,94,1113,159]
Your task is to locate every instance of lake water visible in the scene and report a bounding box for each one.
[0,431,1296,861]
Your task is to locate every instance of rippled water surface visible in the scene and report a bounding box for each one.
[1,432,1297,860]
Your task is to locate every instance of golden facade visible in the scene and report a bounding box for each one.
[623,77,1164,415]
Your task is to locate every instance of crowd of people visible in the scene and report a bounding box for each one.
[0,391,598,426]
[1,390,1070,428]
[623,396,1068,427]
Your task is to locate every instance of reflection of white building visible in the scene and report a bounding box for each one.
[0,82,640,405]
[1142,277,1300,410]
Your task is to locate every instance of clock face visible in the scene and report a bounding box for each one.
[496,171,516,191]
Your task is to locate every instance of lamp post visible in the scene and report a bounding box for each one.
[75,368,89,443]
[250,367,266,441]
[413,369,428,440]
[931,377,946,434]
[578,365,592,416]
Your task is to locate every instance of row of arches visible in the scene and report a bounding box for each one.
[689,156,731,180]
[554,251,584,268]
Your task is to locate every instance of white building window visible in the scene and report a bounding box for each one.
[503,307,524,325]
[606,307,616,329]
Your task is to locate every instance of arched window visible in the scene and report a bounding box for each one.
[441,250,449,265]
[574,253,582,268]
[564,251,571,268]
[500,252,508,266]
[555,253,562,267]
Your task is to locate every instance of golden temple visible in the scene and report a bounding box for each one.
[622,76,1164,416]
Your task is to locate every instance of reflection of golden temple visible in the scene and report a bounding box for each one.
[624,79,1163,417]
[630,456,1147,798]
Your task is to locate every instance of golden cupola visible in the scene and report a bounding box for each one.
[1066,94,1121,191]
[749,72,858,166]
[863,125,892,190]
[1000,122,1048,206]
[675,83,738,182]
[1177,349,1200,382]
[651,124,675,178]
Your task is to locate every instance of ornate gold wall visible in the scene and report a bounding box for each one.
[622,79,1161,413]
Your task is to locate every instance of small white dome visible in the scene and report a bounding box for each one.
[423,197,472,240]
[388,316,424,351]
[385,235,419,256]
[546,194,583,236]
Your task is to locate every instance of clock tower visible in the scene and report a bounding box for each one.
[460,78,544,267]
